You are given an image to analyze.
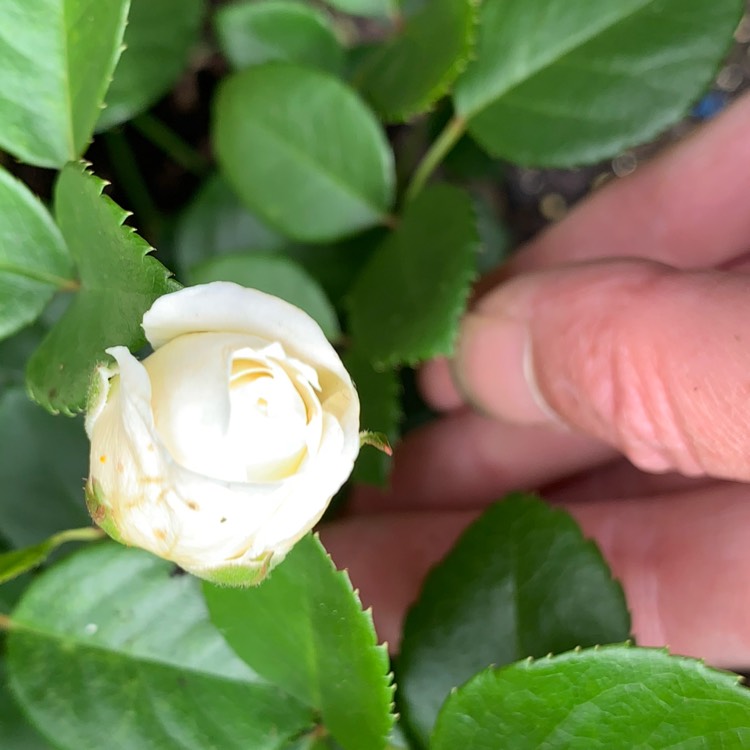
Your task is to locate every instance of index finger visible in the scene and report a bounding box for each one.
[422,92,750,413]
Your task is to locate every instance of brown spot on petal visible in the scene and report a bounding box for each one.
[187,501,198,511]
[154,529,167,542]
[85,480,105,523]
[90,502,106,525]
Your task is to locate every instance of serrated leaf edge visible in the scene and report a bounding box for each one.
[349,183,480,369]
[312,532,397,733]
[26,161,179,415]
[358,0,481,123]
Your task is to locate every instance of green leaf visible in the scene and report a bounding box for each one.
[398,494,631,747]
[7,544,314,750]
[190,253,341,341]
[0,528,102,586]
[216,0,344,75]
[293,230,383,310]
[0,167,73,341]
[322,0,394,18]
[0,660,57,750]
[430,108,506,181]
[286,738,336,750]
[204,534,394,750]
[432,645,750,749]
[0,388,90,548]
[0,539,31,614]
[0,0,129,166]
[0,584,26,618]
[472,190,511,274]
[0,326,45,392]
[357,0,477,122]
[214,63,395,242]
[349,183,477,367]
[173,174,288,278]
[26,163,178,415]
[172,176,381,310]
[345,349,400,486]
[454,0,743,166]
[98,0,205,130]
[0,576,26,617]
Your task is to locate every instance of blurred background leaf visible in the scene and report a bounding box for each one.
[0,168,73,341]
[7,544,314,750]
[322,0,396,19]
[0,660,56,750]
[97,0,206,131]
[454,0,744,165]
[216,0,345,75]
[0,387,89,549]
[213,63,395,242]
[172,174,288,279]
[357,0,477,122]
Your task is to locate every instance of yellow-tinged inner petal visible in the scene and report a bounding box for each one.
[143,332,323,484]
[227,355,308,481]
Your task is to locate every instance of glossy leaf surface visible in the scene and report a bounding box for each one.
[214,63,394,242]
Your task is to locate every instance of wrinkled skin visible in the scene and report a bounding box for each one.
[323,91,750,670]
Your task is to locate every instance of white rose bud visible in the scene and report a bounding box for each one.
[84,282,359,586]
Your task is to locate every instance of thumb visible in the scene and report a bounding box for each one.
[455,259,750,480]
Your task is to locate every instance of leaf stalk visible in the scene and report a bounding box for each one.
[131,113,209,177]
[405,115,467,203]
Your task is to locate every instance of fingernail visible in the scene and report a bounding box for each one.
[454,312,554,425]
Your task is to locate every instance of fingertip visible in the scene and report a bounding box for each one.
[418,357,464,411]
[455,311,554,426]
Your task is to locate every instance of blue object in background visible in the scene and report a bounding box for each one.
[692,90,730,120]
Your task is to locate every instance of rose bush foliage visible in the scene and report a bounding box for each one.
[2,0,749,748]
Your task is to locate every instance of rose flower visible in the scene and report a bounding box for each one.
[84,282,359,586]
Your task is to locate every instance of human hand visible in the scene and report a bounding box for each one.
[323,91,750,669]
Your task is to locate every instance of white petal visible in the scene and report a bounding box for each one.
[143,332,323,483]
[248,412,352,553]
[143,332,237,482]
[142,282,351,389]
[91,347,293,564]
[88,347,176,552]
[227,349,310,482]
[156,467,290,563]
